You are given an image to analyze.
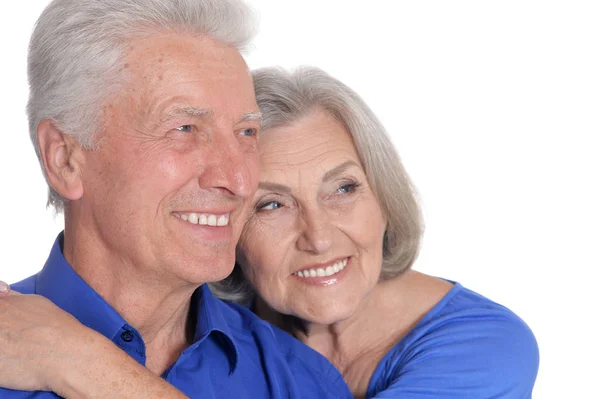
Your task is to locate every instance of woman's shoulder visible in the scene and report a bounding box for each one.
[431,280,532,322]
[367,280,539,398]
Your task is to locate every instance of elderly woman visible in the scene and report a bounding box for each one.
[0,67,538,398]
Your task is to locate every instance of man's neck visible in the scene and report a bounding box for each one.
[62,220,198,375]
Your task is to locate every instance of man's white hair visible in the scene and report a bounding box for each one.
[27,0,257,212]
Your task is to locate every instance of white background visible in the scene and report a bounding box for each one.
[1,1,599,397]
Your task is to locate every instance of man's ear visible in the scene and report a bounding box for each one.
[37,120,85,201]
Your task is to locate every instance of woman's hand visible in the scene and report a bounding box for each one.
[0,283,85,393]
[0,280,11,296]
[0,282,188,398]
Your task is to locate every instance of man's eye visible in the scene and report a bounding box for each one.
[240,128,257,137]
[175,125,193,133]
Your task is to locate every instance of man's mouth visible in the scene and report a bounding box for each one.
[173,212,230,226]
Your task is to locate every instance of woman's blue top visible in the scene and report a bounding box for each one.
[366,282,539,398]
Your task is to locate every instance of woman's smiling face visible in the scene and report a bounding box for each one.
[236,108,387,325]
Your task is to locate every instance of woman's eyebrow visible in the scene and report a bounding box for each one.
[257,181,291,193]
[322,160,359,182]
[257,161,359,193]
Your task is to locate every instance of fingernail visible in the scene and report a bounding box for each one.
[0,281,9,292]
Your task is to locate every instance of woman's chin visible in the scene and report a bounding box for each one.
[297,305,357,326]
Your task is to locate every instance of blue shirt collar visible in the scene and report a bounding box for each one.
[191,285,240,373]
[36,233,239,372]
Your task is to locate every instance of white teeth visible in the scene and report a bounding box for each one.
[295,258,348,278]
[217,215,228,226]
[174,212,230,227]
[207,215,217,226]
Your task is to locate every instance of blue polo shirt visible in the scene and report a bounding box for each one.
[5,234,351,398]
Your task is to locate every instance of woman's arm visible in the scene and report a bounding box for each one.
[0,284,188,398]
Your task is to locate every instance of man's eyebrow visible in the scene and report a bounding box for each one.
[162,107,213,121]
[322,160,360,182]
[257,181,291,193]
[237,111,262,123]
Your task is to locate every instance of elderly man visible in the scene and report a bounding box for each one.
[0,0,351,398]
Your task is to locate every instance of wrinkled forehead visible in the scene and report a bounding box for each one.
[257,109,362,177]
[109,33,257,123]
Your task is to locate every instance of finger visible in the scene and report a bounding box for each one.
[0,281,20,297]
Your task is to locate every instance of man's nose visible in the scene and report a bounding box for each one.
[197,130,257,199]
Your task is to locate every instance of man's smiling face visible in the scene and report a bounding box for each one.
[77,33,261,285]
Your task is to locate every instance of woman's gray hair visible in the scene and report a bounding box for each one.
[28,0,257,212]
[209,66,423,304]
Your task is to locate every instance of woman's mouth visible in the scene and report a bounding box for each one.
[293,257,349,278]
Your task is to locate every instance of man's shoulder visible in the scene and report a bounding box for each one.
[10,274,38,294]
[216,299,314,354]
[216,300,311,356]
[216,300,352,398]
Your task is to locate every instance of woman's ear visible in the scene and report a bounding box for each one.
[37,120,85,202]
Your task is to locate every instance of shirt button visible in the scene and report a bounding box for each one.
[121,330,135,342]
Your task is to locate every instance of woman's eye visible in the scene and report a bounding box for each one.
[337,182,359,194]
[240,128,257,137]
[175,125,194,133]
[257,201,282,211]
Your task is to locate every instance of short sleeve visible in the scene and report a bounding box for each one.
[369,301,539,398]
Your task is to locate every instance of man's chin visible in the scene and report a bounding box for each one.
[171,258,236,286]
